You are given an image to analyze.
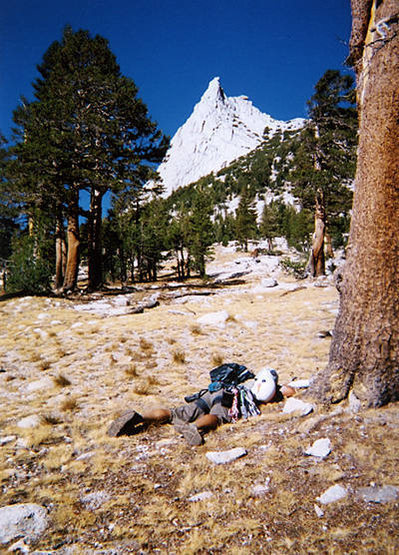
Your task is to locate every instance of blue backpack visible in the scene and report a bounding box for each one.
[184,362,255,403]
[208,362,255,391]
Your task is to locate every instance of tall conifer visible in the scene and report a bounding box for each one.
[290,70,357,276]
[9,26,168,292]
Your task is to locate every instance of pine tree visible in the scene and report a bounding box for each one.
[235,185,258,251]
[290,70,358,276]
[259,200,280,251]
[8,26,168,292]
[185,185,214,278]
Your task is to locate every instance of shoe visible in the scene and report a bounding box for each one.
[173,420,204,446]
[107,410,145,437]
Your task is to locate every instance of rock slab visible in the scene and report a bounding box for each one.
[283,398,314,416]
[317,484,348,505]
[0,503,48,544]
[356,485,399,503]
[206,447,247,465]
[305,438,332,459]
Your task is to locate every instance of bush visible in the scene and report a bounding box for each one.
[280,257,308,279]
[6,234,52,294]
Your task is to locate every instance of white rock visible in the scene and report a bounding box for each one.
[188,491,214,502]
[282,398,314,416]
[80,491,111,511]
[252,478,271,496]
[112,295,130,307]
[206,447,247,465]
[356,485,399,503]
[0,435,16,446]
[243,320,258,331]
[261,277,278,288]
[17,415,40,429]
[349,391,362,413]
[314,504,324,517]
[305,438,332,459]
[317,484,348,505]
[288,379,310,389]
[0,503,48,544]
[8,538,30,553]
[25,377,53,393]
[197,310,230,328]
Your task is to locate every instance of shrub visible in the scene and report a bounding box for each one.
[6,234,52,294]
[280,257,307,278]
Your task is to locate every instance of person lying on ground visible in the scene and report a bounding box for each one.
[107,367,296,446]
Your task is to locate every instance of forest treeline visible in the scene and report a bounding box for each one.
[0,27,357,294]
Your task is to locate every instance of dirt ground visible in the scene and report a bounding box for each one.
[1,245,398,553]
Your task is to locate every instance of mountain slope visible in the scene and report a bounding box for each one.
[158,77,305,196]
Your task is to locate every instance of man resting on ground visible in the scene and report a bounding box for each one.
[107,367,295,446]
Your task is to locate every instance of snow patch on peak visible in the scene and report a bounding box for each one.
[157,77,305,196]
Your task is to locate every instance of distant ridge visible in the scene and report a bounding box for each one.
[157,77,305,196]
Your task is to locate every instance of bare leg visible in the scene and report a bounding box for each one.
[142,408,171,425]
[194,414,219,434]
[107,407,170,437]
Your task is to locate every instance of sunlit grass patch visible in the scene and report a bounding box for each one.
[61,397,79,412]
[42,444,73,470]
[125,364,139,378]
[139,337,154,353]
[172,348,186,364]
[41,413,63,425]
[53,373,72,387]
[190,324,203,335]
[211,353,224,366]
[132,379,154,396]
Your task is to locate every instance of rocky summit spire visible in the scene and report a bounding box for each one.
[200,76,226,104]
[157,77,305,196]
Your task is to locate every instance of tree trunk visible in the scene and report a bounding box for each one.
[88,188,104,291]
[307,188,326,277]
[325,232,333,259]
[311,0,399,407]
[54,211,65,291]
[62,191,80,292]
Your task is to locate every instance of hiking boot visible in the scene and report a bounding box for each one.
[173,421,204,446]
[107,410,145,437]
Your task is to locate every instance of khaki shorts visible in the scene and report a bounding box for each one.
[171,390,232,426]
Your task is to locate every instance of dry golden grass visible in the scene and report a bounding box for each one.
[53,373,72,387]
[172,348,186,364]
[0,252,398,553]
[60,397,79,411]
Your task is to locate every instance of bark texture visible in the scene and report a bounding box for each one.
[312,0,399,407]
[54,210,65,291]
[62,193,80,292]
[308,189,326,277]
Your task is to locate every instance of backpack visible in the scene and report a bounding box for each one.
[208,362,255,392]
[184,362,255,403]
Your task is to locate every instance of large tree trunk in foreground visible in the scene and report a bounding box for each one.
[62,192,80,293]
[311,0,399,407]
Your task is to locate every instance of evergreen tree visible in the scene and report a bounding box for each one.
[8,26,168,292]
[259,200,280,250]
[290,70,357,276]
[185,185,214,278]
[235,185,258,251]
[166,209,190,280]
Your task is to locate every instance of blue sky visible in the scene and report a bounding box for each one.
[1,0,352,143]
